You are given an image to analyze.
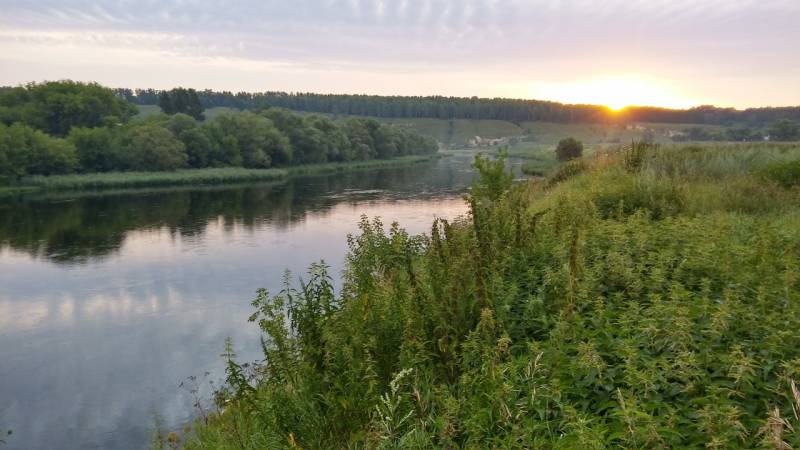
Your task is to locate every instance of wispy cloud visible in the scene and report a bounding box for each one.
[0,0,798,106]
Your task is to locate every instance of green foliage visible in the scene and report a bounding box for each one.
[769,119,800,142]
[555,137,584,162]
[178,142,800,449]
[547,158,588,186]
[120,124,188,171]
[158,88,205,120]
[212,112,289,168]
[0,80,437,179]
[762,159,800,188]
[0,122,77,177]
[471,150,513,203]
[118,88,800,128]
[622,141,659,173]
[0,81,135,136]
[68,126,122,173]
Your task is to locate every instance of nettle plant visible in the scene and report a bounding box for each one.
[182,143,800,450]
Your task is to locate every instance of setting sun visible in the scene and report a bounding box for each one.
[529,75,696,110]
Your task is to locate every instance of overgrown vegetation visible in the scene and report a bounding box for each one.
[555,137,584,162]
[162,142,800,449]
[0,81,438,181]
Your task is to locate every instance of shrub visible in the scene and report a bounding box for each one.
[180,143,800,450]
[68,126,123,173]
[120,124,188,171]
[622,141,658,173]
[0,122,77,176]
[761,159,800,188]
[555,137,584,161]
[547,158,588,186]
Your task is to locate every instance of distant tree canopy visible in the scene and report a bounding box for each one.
[0,81,439,179]
[114,88,800,127]
[0,81,136,136]
[555,138,584,161]
[769,119,800,141]
[158,88,205,120]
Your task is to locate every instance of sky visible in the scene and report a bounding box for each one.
[1,0,798,109]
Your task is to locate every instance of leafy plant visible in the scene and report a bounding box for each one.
[177,142,800,449]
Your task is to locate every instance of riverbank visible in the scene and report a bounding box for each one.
[0,155,440,196]
[170,142,800,449]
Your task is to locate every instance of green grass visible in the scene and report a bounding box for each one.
[23,167,287,190]
[166,142,800,450]
[379,117,524,145]
[6,155,439,193]
[518,121,728,145]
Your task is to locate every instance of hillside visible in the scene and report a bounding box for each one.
[162,142,800,449]
[135,105,731,147]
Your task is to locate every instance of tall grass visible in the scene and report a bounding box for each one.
[167,142,800,449]
[12,155,438,192]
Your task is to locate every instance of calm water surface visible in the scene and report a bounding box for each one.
[0,152,519,449]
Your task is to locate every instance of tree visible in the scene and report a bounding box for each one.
[67,127,122,172]
[158,88,205,120]
[120,124,188,171]
[343,119,376,160]
[555,137,584,162]
[726,127,762,142]
[768,119,800,141]
[305,115,352,162]
[260,109,324,164]
[0,81,136,136]
[212,112,291,168]
[0,123,77,176]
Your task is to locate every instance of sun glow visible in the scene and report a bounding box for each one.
[529,76,696,110]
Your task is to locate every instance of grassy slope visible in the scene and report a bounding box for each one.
[169,142,800,449]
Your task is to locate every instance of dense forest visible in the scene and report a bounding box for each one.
[113,88,800,127]
[165,142,800,449]
[0,82,437,179]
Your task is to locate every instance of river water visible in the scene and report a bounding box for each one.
[0,152,521,449]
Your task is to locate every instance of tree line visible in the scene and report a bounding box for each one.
[671,120,800,142]
[0,82,438,178]
[113,87,800,127]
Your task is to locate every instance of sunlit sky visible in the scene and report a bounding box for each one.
[1,0,799,109]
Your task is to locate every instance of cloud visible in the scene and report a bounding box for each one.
[0,0,798,106]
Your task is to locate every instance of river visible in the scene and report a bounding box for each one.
[0,151,524,449]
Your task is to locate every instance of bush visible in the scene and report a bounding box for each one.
[555,137,583,161]
[761,159,800,188]
[180,142,800,449]
[120,124,188,171]
[547,158,588,186]
[622,141,658,173]
[0,81,136,136]
[68,127,123,173]
[0,123,77,176]
[212,112,290,168]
